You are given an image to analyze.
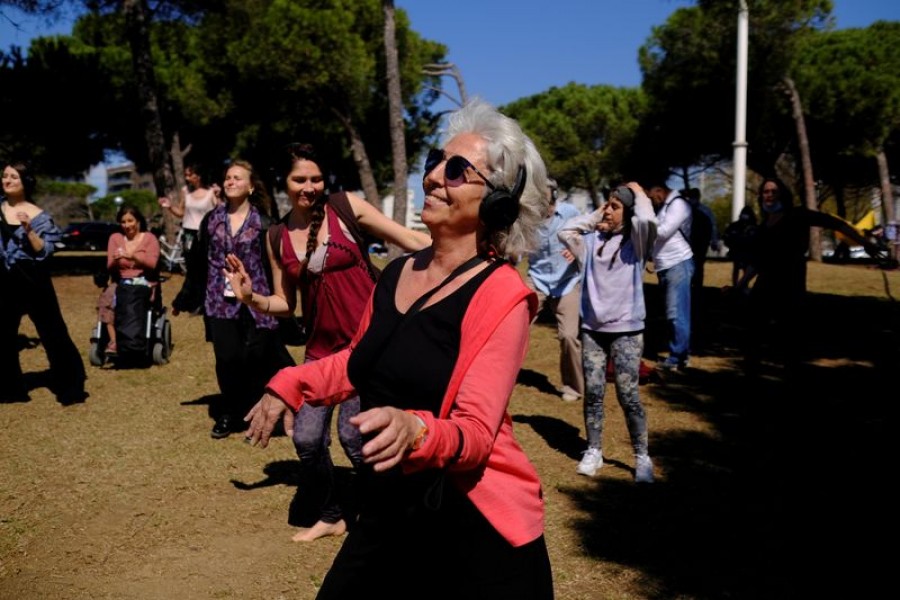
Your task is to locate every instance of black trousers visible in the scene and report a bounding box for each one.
[316,482,555,600]
[0,262,85,401]
[207,307,293,420]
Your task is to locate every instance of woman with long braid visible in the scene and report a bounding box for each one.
[225,143,430,541]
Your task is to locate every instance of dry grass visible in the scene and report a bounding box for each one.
[1,255,897,599]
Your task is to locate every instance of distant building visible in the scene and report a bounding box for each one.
[106,162,155,196]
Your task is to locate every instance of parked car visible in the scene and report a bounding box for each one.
[56,221,120,251]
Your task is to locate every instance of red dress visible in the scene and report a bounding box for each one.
[278,205,374,361]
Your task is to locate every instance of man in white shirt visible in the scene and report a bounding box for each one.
[647,182,694,370]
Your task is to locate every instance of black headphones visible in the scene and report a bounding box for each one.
[479,164,527,231]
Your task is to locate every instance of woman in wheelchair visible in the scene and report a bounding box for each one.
[99,205,160,356]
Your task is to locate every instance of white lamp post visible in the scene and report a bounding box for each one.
[732,0,749,222]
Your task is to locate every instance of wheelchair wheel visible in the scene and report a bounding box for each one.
[151,343,166,365]
[89,341,106,366]
[152,319,172,365]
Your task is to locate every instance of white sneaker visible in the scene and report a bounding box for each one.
[560,386,581,402]
[576,448,603,476]
[635,455,654,483]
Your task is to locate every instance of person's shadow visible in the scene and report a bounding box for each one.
[230,459,300,490]
[512,414,585,461]
[231,460,359,530]
[516,368,559,395]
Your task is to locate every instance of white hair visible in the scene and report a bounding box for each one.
[444,97,549,257]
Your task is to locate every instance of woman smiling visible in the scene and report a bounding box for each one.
[0,160,87,405]
[244,100,555,599]
[173,160,292,439]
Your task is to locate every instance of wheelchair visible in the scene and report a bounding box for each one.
[89,273,173,367]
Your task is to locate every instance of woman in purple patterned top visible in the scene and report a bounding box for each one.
[173,159,292,439]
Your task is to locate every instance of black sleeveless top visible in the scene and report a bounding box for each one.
[348,254,494,417]
[347,254,496,515]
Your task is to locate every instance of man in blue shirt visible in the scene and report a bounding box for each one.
[526,179,585,401]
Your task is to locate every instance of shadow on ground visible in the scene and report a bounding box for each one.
[525,280,897,599]
[231,461,359,531]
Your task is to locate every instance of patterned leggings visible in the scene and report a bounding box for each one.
[292,359,364,525]
[581,330,649,456]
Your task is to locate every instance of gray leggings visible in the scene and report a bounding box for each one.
[581,330,649,456]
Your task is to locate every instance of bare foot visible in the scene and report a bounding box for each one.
[291,519,347,542]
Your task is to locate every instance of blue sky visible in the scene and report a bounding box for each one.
[402,0,900,113]
[2,0,898,201]
[5,0,896,102]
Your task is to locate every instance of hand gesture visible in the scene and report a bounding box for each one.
[350,407,421,472]
[623,181,645,195]
[223,253,253,303]
[158,196,171,208]
[16,211,31,232]
[244,392,294,448]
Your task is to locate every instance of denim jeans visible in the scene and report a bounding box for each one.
[656,258,694,363]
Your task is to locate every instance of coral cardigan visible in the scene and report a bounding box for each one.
[266,262,544,547]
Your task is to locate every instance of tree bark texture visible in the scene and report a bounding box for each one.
[332,107,380,211]
[122,0,176,210]
[784,76,821,261]
[383,0,409,260]
[876,149,898,261]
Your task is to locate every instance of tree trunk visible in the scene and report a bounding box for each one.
[834,183,846,219]
[876,149,895,224]
[784,76,821,261]
[165,131,188,242]
[422,63,468,107]
[876,148,898,261]
[332,108,380,211]
[122,0,176,211]
[383,0,409,260]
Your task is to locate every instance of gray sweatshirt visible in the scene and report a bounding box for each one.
[558,192,657,334]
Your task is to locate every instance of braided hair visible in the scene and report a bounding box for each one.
[283,143,330,261]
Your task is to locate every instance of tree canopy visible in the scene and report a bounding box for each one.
[0,0,447,199]
[503,82,646,207]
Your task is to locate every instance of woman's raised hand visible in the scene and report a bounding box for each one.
[223,253,253,303]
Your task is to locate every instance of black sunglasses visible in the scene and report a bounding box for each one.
[424,148,496,190]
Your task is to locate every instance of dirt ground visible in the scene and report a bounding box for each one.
[1,256,897,599]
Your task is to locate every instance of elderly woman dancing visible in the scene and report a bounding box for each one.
[244,99,555,599]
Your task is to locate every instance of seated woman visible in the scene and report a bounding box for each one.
[99,205,160,356]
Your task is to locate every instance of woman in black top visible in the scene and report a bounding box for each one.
[0,160,86,404]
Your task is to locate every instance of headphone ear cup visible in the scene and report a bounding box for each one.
[479,190,519,231]
[479,165,527,231]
